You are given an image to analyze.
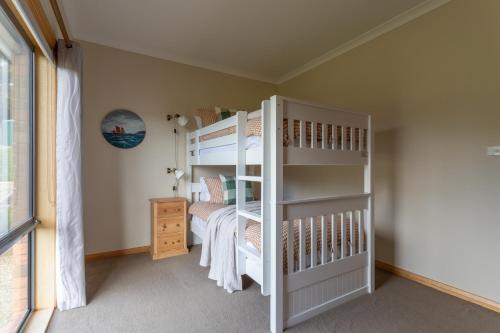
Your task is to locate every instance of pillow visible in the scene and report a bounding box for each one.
[193,115,203,129]
[246,117,262,137]
[219,174,254,205]
[195,108,217,127]
[199,177,210,202]
[215,106,238,120]
[203,176,224,204]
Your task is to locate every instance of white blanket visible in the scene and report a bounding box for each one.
[200,201,261,293]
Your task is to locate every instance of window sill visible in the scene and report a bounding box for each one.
[23,308,54,333]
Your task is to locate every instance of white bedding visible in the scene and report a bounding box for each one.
[199,202,261,293]
[192,215,257,250]
[199,135,261,155]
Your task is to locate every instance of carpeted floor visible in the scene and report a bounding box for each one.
[48,245,500,333]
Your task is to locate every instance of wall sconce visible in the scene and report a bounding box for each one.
[167,114,190,129]
[167,167,185,194]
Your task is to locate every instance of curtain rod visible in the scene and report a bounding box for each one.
[49,0,71,48]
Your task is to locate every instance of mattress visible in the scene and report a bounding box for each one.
[199,136,261,155]
[191,214,258,251]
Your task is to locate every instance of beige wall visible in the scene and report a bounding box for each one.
[279,0,500,302]
[82,41,276,254]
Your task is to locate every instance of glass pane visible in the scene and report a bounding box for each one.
[0,6,32,238]
[0,234,29,333]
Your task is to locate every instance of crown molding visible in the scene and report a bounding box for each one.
[276,0,452,84]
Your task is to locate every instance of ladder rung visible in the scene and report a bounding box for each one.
[238,209,262,223]
[237,175,262,182]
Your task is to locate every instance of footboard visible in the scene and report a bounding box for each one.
[282,194,372,327]
[266,96,373,332]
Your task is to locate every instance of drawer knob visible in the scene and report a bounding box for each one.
[176,224,180,227]
[171,241,175,244]
[164,241,167,245]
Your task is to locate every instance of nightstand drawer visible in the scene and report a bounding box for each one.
[157,217,184,234]
[158,232,184,251]
[157,202,184,218]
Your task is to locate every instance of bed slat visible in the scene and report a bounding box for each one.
[321,124,327,150]
[341,213,346,259]
[299,219,306,271]
[299,121,306,148]
[349,211,355,256]
[288,119,294,148]
[310,217,317,268]
[357,210,363,253]
[332,125,337,151]
[321,216,327,264]
[350,127,354,151]
[287,220,293,274]
[311,122,317,149]
[331,213,337,261]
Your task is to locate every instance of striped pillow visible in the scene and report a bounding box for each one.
[195,108,218,127]
[203,176,224,204]
[219,175,254,205]
[215,106,237,120]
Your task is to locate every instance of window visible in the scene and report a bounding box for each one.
[0,3,35,333]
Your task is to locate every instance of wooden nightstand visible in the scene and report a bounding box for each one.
[150,197,188,260]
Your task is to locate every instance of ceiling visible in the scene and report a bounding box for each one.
[42,0,446,83]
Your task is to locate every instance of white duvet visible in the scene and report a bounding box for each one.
[199,201,261,293]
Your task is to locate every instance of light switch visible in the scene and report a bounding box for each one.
[487,146,500,156]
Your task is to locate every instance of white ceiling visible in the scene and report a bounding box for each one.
[42,0,446,83]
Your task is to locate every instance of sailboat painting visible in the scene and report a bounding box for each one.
[101,110,146,149]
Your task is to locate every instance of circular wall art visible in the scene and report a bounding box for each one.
[101,109,146,149]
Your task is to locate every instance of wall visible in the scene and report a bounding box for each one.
[279,0,500,302]
[82,41,276,254]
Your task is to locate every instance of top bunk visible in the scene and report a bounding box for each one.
[187,96,371,166]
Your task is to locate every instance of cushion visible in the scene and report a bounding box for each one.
[246,117,262,136]
[193,115,203,129]
[215,106,250,121]
[188,201,225,221]
[199,177,210,202]
[214,106,237,120]
[203,176,224,204]
[219,174,254,205]
[195,108,218,127]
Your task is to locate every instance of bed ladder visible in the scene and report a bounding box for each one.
[235,105,269,296]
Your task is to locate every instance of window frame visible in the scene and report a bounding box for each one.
[0,2,37,332]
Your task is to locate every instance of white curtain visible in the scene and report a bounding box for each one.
[55,40,86,310]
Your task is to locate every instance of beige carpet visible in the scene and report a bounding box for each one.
[48,245,500,332]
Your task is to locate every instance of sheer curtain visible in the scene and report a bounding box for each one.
[55,40,86,310]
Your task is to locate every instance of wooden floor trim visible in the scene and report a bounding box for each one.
[376,260,500,314]
[86,246,150,262]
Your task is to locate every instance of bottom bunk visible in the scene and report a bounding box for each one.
[188,197,371,325]
[188,177,372,331]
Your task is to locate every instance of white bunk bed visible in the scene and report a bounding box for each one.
[186,96,373,332]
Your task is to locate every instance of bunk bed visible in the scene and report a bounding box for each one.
[185,96,374,332]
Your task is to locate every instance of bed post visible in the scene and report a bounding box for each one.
[270,95,284,333]
[261,99,271,296]
[236,111,247,278]
[365,115,375,293]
